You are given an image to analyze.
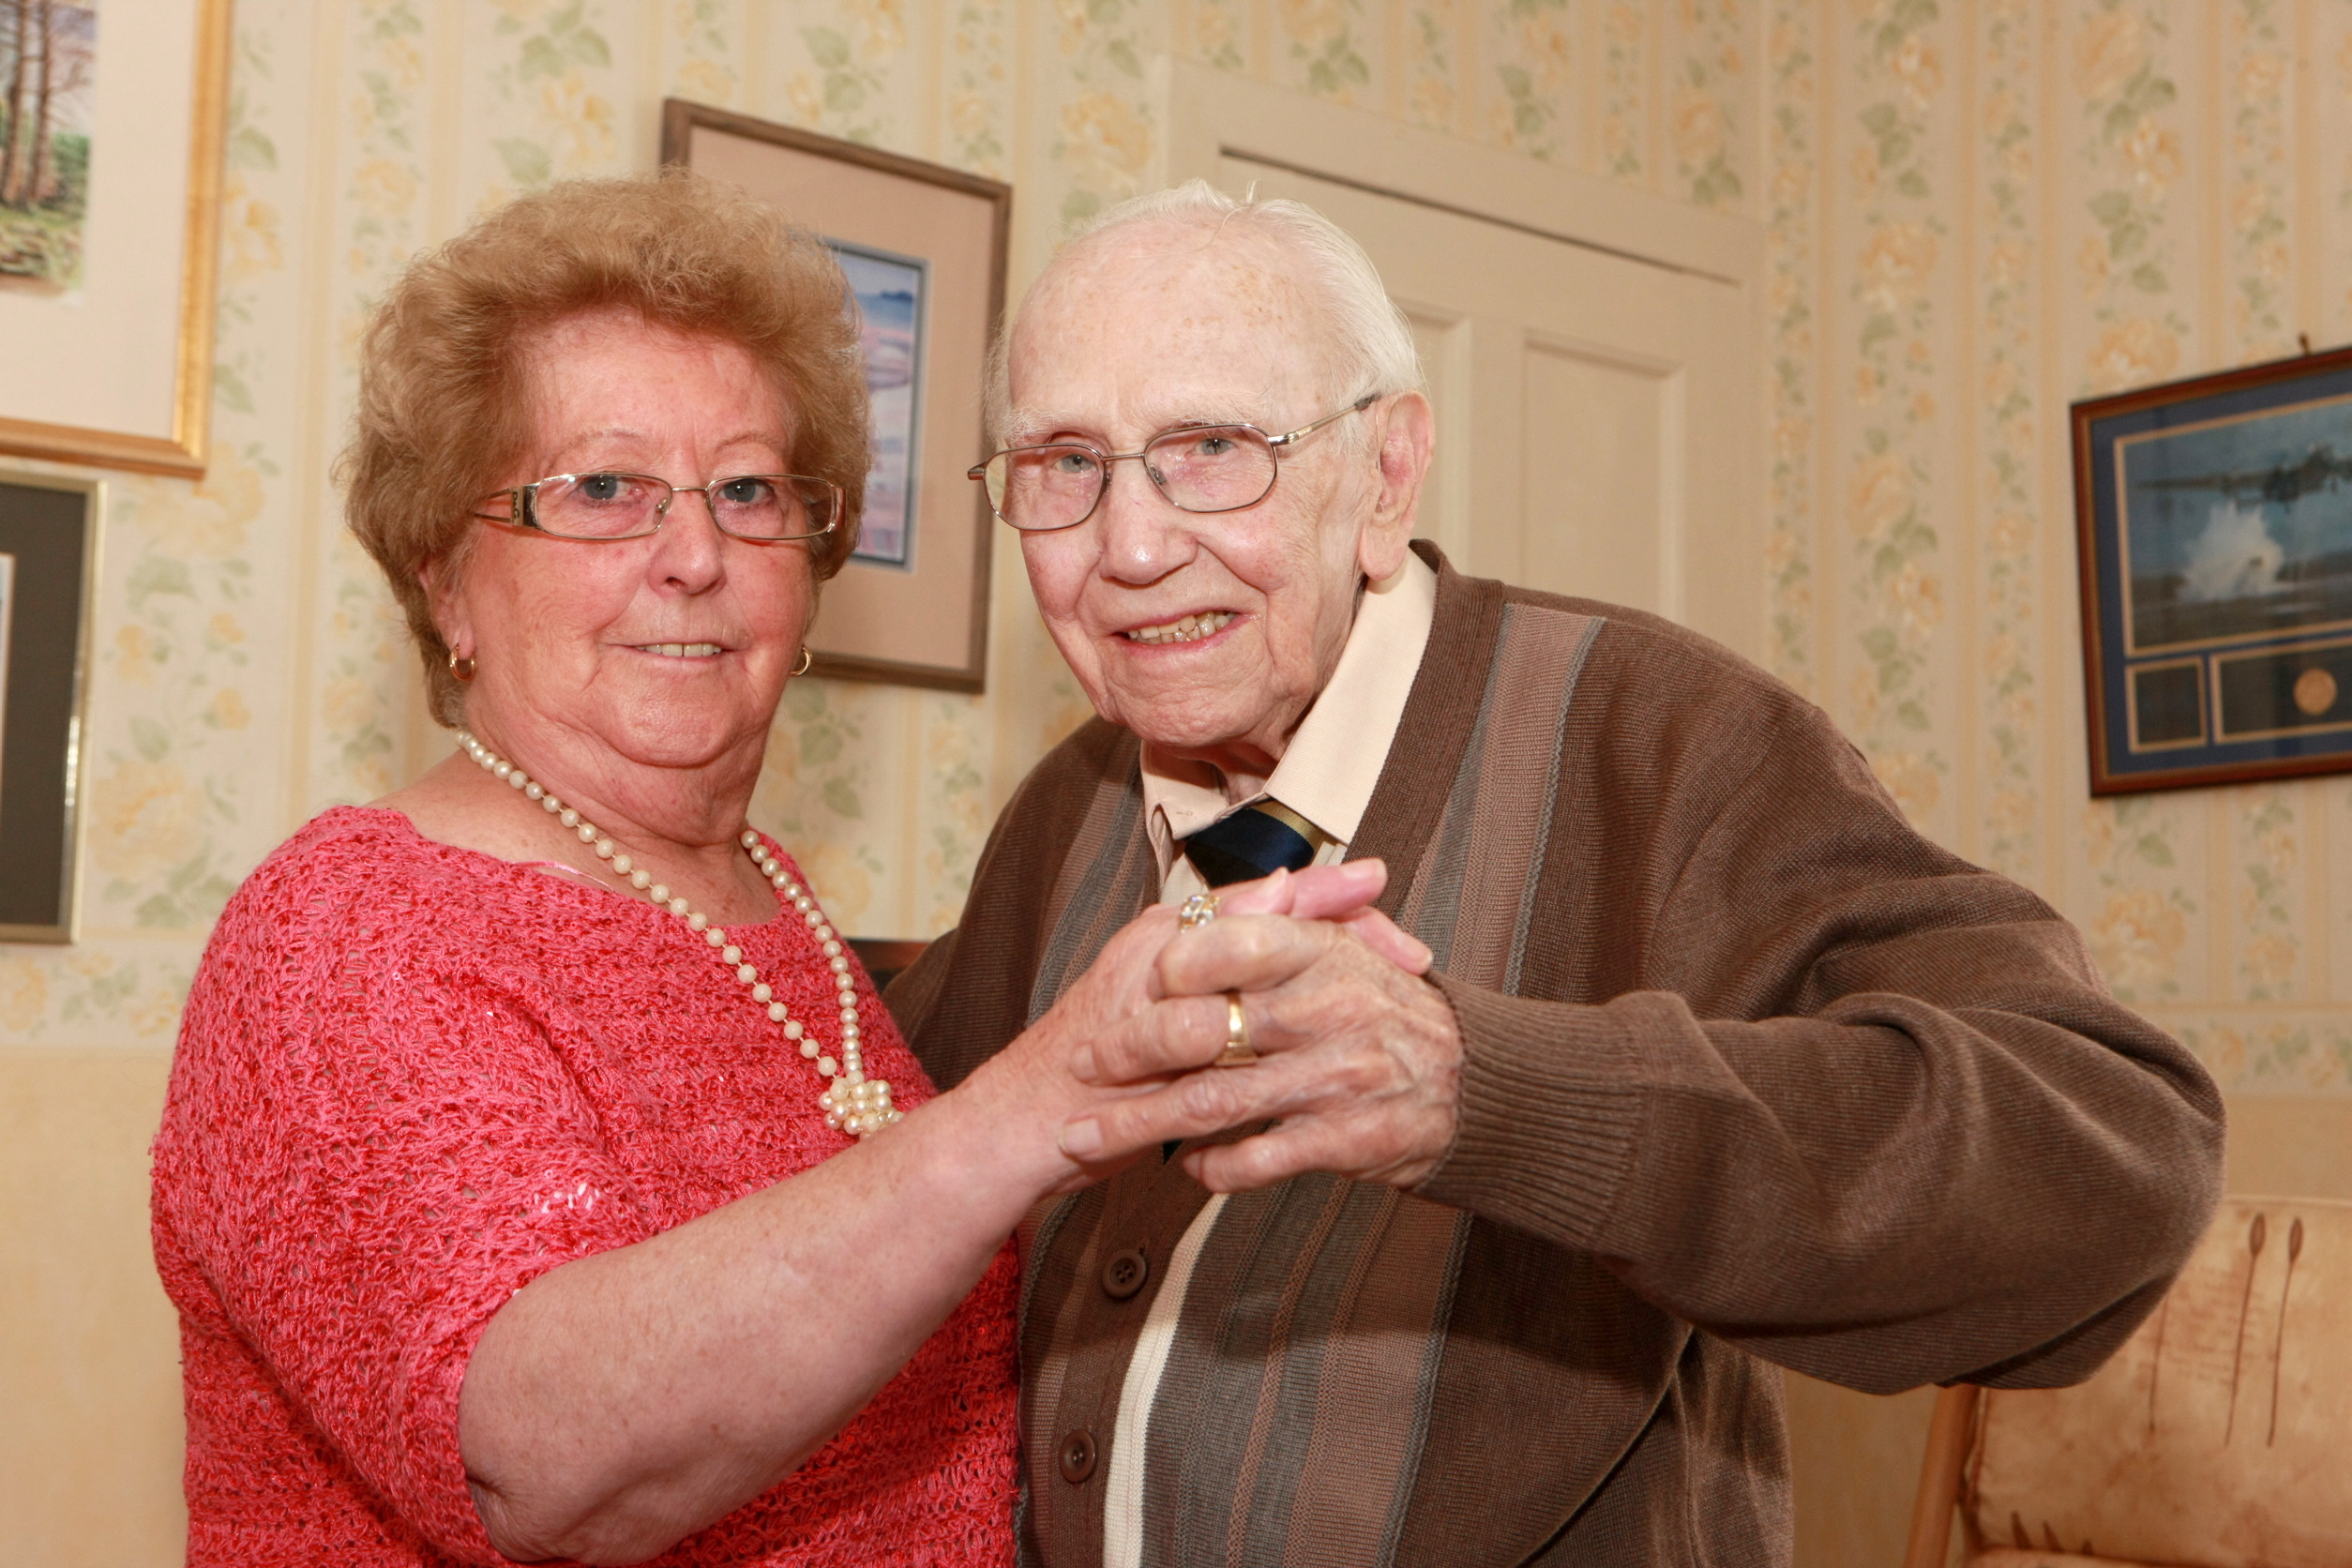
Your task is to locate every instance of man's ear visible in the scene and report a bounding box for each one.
[1356,390,1434,583]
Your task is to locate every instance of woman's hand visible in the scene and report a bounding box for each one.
[1214,860,1432,973]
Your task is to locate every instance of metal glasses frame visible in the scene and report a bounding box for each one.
[967,393,1380,530]
[470,471,844,542]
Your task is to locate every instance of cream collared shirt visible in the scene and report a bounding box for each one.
[1101,549,1439,1568]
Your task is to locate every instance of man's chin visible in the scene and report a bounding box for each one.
[1112,701,1282,771]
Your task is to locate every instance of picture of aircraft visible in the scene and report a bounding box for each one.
[2141,443,2352,506]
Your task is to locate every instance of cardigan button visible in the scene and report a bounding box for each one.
[1101,1247,1150,1301]
[1058,1428,1098,1485]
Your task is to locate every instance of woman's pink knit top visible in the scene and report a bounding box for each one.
[150,807,1019,1567]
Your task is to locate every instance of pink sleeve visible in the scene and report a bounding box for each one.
[158,851,656,1562]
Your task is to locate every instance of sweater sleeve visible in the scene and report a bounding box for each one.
[155,853,658,1563]
[1415,691,2225,1395]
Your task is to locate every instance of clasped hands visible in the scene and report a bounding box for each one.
[1016,860,1462,1195]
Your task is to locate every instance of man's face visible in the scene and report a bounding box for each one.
[1006,230,1417,778]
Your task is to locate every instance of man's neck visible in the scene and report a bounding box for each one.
[1139,740,1277,807]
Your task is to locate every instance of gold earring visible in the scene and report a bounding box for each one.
[448,649,477,682]
[792,645,813,677]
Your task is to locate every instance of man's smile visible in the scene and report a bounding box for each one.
[1121,611,1237,645]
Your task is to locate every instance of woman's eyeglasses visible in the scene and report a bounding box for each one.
[473,472,843,542]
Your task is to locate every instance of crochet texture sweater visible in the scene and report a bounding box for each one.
[150,807,1019,1567]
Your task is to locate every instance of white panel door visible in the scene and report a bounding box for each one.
[1220,154,1759,661]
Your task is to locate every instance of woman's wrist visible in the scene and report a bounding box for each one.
[919,1046,1087,1209]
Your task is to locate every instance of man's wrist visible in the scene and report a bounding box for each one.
[1410,981,1646,1247]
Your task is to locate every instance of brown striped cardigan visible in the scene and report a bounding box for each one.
[886,546,2224,1567]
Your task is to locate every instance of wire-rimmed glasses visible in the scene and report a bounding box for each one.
[472,471,844,542]
[967,394,1379,532]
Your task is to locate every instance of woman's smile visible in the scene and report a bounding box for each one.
[628,640,729,658]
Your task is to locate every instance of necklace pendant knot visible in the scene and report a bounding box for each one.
[821,1074,903,1138]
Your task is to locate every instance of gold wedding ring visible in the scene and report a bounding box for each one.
[1178,892,1221,930]
[1214,988,1257,1067]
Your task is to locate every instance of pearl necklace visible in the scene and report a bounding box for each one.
[456,731,902,1138]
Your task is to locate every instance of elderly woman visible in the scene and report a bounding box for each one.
[150,174,1403,1567]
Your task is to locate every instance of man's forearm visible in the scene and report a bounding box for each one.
[1417,974,2224,1393]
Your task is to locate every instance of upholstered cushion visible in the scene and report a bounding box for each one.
[1966,1196,2352,1568]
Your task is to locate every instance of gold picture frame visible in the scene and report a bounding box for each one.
[662,99,1010,692]
[0,471,102,942]
[0,0,233,477]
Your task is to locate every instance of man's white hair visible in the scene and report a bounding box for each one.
[988,179,1425,443]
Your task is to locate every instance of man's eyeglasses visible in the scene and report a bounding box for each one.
[472,472,843,542]
[968,394,1380,533]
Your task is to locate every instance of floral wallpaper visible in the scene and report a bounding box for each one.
[1770,0,2352,1093]
[2,0,2347,1100]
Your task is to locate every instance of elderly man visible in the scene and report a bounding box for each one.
[888,185,2223,1565]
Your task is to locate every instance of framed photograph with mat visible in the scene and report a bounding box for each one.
[662,99,1010,692]
[0,472,101,942]
[0,0,232,476]
[2073,344,2352,794]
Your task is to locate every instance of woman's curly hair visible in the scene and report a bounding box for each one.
[340,171,867,726]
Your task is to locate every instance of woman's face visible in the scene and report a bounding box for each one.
[431,308,818,774]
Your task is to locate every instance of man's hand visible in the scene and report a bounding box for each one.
[1059,911,1462,1192]
[954,861,1418,1197]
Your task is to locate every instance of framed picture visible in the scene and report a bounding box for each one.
[2073,344,2352,793]
[833,239,927,568]
[0,472,100,942]
[0,0,232,477]
[662,99,1010,692]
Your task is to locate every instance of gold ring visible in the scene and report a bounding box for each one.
[1214,989,1257,1067]
[1178,892,1220,930]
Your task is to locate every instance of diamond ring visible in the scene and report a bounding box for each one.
[1177,892,1220,930]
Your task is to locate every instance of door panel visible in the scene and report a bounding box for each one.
[1520,341,1674,613]
[1220,153,1758,660]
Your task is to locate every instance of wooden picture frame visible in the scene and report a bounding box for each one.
[662,99,1009,693]
[0,0,232,477]
[0,472,100,942]
[2073,344,2352,793]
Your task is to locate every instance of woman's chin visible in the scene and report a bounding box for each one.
[545,701,770,777]
[604,709,766,773]
[467,656,783,777]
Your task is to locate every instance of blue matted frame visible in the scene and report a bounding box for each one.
[2073,343,2352,793]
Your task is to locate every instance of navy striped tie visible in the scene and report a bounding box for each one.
[1183,803,1323,887]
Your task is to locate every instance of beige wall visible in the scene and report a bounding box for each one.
[5,3,2351,1564]
[0,1050,181,1568]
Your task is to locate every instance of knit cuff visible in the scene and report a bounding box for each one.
[1415,979,1648,1251]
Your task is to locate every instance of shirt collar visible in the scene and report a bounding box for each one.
[1139,549,1439,870]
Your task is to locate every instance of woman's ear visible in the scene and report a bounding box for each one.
[420,556,471,658]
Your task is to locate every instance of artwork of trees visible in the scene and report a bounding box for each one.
[0,0,95,291]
